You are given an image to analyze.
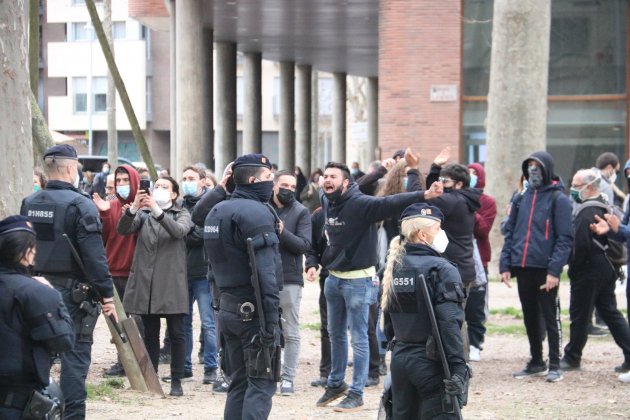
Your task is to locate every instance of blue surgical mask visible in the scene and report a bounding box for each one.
[182,181,198,197]
[469,174,478,188]
[116,185,130,200]
[402,177,408,190]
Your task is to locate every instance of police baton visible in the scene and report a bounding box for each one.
[418,273,463,420]
[62,234,127,343]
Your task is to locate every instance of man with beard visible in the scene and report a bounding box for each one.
[270,170,312,395]
[315,162,442,413]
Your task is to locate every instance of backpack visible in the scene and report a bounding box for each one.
[574,200,627,266]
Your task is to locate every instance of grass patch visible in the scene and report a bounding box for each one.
[301,322,321,331]
[86,378,125,400]
[486,323,526,335]
[489,307,523,319]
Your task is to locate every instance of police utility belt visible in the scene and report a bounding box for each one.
[220,293,257,321]
[0,387,58,419]
[46,275,94,303]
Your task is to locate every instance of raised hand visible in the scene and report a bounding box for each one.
[92,193,111,212]
[433,146,451,167]
[404,147,420,169]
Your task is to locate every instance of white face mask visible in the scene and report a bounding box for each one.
[431,229,449,254]
[609,171,617,184]
[153,188,172,209]
[73,172,80,189]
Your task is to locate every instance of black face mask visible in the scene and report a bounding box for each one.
[240,181,274,202]
[528,165,544,189]
[276,188,295,205]
[443,187,453,194]
[324,186,344,202]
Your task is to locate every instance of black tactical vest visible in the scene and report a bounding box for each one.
[22,189,81,275]
[388,267,433,343]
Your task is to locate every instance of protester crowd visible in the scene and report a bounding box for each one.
[3,143,630,419]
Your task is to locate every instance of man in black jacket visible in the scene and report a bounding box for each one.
[270,170,312,395]
[427,164,481,286]
[315,162,442,413]
[562,169,630,373]
[181,166,218,385]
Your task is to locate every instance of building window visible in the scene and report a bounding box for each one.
[93,77,107,113]
[272,77,280,117]
[73,77,87,113]
[319,77,333,116]
[112,22,126,40]
[70,22,94,42]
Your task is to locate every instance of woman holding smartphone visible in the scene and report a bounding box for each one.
[117,176,192,397]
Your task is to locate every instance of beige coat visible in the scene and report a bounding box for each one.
[117,203,192,315]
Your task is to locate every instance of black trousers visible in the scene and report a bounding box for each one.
[514,267,562,370]
[390,343,457,420]
[368,301,380,378]
[219,310,276,420]
[318,275,331,378]
[141,314,186,379]
[465,284,487,348]
[565,259,630,365]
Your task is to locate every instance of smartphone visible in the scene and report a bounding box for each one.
[139,179,151,194]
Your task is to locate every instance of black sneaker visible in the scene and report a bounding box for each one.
[614,361,630,373]
[162,370,193,383]
[310,377,327,387]
[513,361,548,379]
[559,358,581,371]
[103,362,126,377]
[365,376,380,387]
[169,379,183,397]
[158,351,171,365]
[333,392,364,413]
[316,382,348,407]
[588,325,609,337]
[212,379,229,394]
[203,369,217,385]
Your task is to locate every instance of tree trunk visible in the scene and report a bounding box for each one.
[31,92,54,162]
[28,0,38,98]
[484,0,551,277]
[84,0,157,180]
[0,0,33,218]
[103,0,118,169]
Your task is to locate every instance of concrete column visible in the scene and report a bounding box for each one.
[278,61,295,171]
[311,71,319,172]
[367,77,378,163]
[203,28,214,169]
[175,0,211,176]
[215,42,237,173]
[332,72,346,163]
[168,0,176,173]
[243,52,262,154]
[296,64,311,176]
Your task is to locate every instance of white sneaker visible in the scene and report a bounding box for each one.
[619,371,630,383]
[469,345,481,362]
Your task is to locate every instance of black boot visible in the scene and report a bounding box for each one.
[378,355,387,376]
[170,379,183,397]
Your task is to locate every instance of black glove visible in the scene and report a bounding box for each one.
[259,325,276,347]
[443,374,465,396]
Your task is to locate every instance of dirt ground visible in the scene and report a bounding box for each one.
[75,279,629,420]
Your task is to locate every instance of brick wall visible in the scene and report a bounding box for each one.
[379,0,462,165]
[128,0,168,18]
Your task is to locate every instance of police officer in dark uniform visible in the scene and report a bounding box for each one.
[21,144,117,420]
[0,215,75,419]
[204,154,282,420]
[381,203,468,419]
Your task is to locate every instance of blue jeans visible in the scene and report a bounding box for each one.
[324,274,378,396]
[185,277,218,371]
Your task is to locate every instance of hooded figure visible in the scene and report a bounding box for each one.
[467,163,497,269]
[99,164,141,278]
[499,150,573,381]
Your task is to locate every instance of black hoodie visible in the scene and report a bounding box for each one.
[321,183,431,272]
[428,187,481,284]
